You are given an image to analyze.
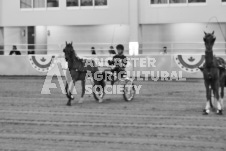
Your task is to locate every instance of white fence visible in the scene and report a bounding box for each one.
[141,42,226,55]
[1,42,226,56]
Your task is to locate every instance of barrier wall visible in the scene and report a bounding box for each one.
[1,55,226,78]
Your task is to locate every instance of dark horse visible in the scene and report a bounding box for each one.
[63,42,105,106]
[200,31,225,115]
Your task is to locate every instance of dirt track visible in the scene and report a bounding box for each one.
[0,76,225,151]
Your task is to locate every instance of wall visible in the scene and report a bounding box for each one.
[141,23,226,54]
[2,0,226,26]
[47,25,130,55]
[142,23,226,42]
[3,27,27,55]
[2,23,225,55]
[1,25,130,55]
[35,26,47,54]
[1,0,129,26]
[139,0,226,24]
[0,0,2,26]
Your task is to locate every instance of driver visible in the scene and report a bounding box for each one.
[107,44,127,85]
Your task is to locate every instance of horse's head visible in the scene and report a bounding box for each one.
[63,42,77,62]
[203,31,216,51]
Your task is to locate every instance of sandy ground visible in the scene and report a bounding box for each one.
[0,76,225,151]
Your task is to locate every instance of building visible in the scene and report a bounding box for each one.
[0,0,226,55]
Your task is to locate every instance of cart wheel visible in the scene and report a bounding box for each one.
[93,85,105,102]
[123,80,135,102]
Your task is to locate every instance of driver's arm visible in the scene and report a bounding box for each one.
[121,56,127,68]
[108,56,116,65]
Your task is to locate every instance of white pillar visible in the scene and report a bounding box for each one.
[0,0,2,26]
[129,0,139,55]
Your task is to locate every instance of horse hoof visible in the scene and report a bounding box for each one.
[71,95,74,100]
[203,112,209,115]
[216,110,223,115]
[99,99,103,103]
[202,109,209,115]
[67,101,71,106]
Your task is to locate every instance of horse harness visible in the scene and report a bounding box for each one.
[203,59,225,80]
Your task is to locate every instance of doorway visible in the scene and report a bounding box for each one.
[27,26,35,54]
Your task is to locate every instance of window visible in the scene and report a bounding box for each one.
[150,0,206,5]
[33,0,45,8]
[188,0,206,3]
[81,0,93,6]
[66,0,108,8]
[170,0,186,4]
[20,0,59,9]
[20,0,32,8]
[67,0,79,7]
[151,0,167,4]
[95,0,107,6]
[47,0,59,7]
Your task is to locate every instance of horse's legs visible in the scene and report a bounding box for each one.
[216,82,224,115]
[92,72,105,103]
[213,83,223,115]
[220,81,224,111]
[78,80,85,104]
[65,82,71,106]
[65,82,73,98]
[66,80,75,106]
[204,83,211,114]
[210,88,214,110]
[220,85,224,110]
[65,69,73,106]
[65,82,69,98]
[98,78,106,103]
[98,81,104,103]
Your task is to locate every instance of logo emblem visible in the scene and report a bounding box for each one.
[28,55,56,72]
[174,55,205,73]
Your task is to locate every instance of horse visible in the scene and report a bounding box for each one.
[63,42,105,106]
[200,31,225,115]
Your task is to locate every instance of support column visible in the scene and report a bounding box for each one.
[0,0,2,26]
[129,0,139,55]
[0,27,3,55]
[225,23,226,54]
[0,1,4,55]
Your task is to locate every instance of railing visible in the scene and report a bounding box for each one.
[0,43,130,56]
[1,44,60,55]
[141,42,226,55]
[0,42,225,56]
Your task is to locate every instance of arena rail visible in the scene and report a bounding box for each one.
[0,42,226,78]
[1,42,225,55]
[1,54,226,79]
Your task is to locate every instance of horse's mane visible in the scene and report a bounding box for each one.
[203,32,216,45]
[66,44,99,72]
[204,33,214,39]
[202,32,225,69]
